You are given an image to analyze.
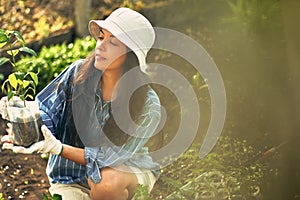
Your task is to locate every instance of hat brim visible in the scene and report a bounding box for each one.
[89,20,127,45]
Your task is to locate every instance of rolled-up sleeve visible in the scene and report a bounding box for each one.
[85,89,161,183]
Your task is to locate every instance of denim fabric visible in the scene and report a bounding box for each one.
[36,60,161,184]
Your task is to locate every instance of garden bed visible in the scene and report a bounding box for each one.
[0,149,49,199]
[0,135,277,199]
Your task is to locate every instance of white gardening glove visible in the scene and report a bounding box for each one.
[1,125,63,155]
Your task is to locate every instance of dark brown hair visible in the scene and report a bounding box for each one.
[73,49,149,146]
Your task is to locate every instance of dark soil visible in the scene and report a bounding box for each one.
[0,149,49,199]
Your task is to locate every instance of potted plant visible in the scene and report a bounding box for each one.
[0,29,43,147]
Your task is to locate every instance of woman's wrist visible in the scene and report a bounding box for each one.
[58,144,64,156]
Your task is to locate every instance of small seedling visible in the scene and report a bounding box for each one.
[0,29,38,106]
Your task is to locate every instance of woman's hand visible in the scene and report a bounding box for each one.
[1,124,63,155]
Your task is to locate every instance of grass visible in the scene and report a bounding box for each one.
[146,135,277,199]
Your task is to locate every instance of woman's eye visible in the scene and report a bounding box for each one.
[110,39,118,46]
[98,36,104,40]
[110,41,118,46]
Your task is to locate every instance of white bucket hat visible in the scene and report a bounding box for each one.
[89,7,155,73]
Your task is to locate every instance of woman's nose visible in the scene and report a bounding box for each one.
[96,39,108,51]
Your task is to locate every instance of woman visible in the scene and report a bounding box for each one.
[2,7,161,200]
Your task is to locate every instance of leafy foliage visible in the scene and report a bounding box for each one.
[132,185,151,200]
[121,0,144,10]
[2,71,38,101]
[224,0,281,33]
[43,193,62,200]
[0,29,38,104]
[16,36,95,92]
[151,136,276,199]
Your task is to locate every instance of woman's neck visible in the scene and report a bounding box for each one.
[101,69,122,101]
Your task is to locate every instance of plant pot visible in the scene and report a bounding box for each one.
[0,97,44,147]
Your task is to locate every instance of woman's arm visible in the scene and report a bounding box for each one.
[60,144,87,165]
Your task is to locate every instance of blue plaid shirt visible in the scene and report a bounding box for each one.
[36,60,161,184]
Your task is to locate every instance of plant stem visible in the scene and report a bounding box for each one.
[9,43,16,67]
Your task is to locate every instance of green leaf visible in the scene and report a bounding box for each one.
[8,90,14,100]
[29,84,36,95]
[0,57,10,66]
[19,47,38,57]
[0,30,9,43]
[19,94,26,101]
[17,79,24,86]
[43,194,49,200]
[23,80,31,88]
[26,94,34,100]
[29,72,38,85]
[8,73,18,89]
[24,87,36,96]
[7,49,19,57]
[14,71,25,80]
[0,42,7,48]
[11,31,25,45]
[52,194,62,200]
[0,192,4,200]
[1,80,8,93]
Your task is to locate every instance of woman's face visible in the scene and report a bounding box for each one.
[94,28,127,72]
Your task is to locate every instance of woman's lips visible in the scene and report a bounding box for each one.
[96,54,107,61]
